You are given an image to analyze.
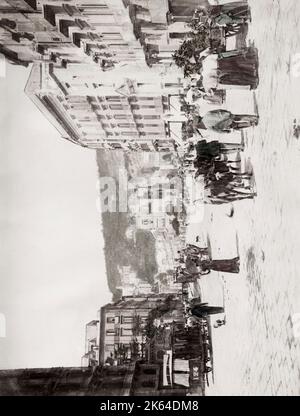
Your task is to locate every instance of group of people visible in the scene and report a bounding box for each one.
[177,1,258,204]
[171,2,257,335]
[196,138,256,204]
[174,243,240,284]
[184,297,225,335]
[184,1,259,121]
[193,1,251,36]
[180,136,256,204]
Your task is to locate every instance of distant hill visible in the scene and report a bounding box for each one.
[96,150,158,300]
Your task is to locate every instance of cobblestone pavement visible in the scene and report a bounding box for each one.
[202,0,300,396]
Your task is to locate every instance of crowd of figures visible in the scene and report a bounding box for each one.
[167,2,259,333]
[175,243,240,283]
[174,0,259,205]
[173,242,238,330]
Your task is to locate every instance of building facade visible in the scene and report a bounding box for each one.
[25,61,187,150]
[146,312,208,393]
[81,319,100,367]
[134,173,183,232]
[0,0,147,68]
[41,0,146,69]
[116,265,153,297]
[1,0,210,151]
[0,0,93,66]
[127,0,209,67]
[0,361,189,396]
[0,0,209,68]
[99,295,162,364]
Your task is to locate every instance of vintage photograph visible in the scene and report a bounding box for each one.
[0,0,299,397]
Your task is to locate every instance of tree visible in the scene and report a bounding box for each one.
[173,41,201,77]
[172,13,210,77]
[132,314,143,337]
[144,295,177,340]
[129,338,140,359]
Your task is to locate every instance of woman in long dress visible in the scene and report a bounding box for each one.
[185,252,240,274]
[200,46,259,91]
[200,257,240,273]
[190,303,225,318]
[218,48,259,88]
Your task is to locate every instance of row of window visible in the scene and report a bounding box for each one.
[94,112,161,122]
[106,315,147,324]
[64,100,159,112]
[106,142,151,151]
[102,123,162,129]
[106,328,138,337]
[100,104,158,110]
[105,131,161,137]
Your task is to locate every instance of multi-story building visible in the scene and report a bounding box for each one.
[0,0,95,66]
[147,325,206,392]
[82,293,182,369]
[1,1,209,151]
[40,0,146,69]
[155,272,182,295]
[0,0,147,68]
[154,234,184,277]
[134,173,183,232]
[25,61,188,150]
[99,294,178,365]
[0,361,189,396]
[126,0,209,67]
[116,265,153,297]
[1,0,210,69]
[99,296,152,364]
[81,319,100,367]
[146,303,209,393]
[0,0,54,65]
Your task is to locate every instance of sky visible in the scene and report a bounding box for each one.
[0,64,112,369]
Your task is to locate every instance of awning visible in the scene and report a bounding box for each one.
[163,350,173,386]
[174,373,190,387]
[174,358,190,372]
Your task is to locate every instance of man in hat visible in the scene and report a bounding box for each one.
[189,302,225,318]
[195,109,258,133]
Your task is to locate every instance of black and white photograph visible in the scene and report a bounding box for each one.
[0,0,300,398]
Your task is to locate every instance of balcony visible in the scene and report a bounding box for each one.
[24,0,37,10]
[63,4,80,17]
[43,5,63,27]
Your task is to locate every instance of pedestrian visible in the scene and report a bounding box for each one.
[196,109,259,133]
[185,256,211,276]
[198,256,240,274]
[190,303,225,318]
[195,139,221,160]
[199,46,259,91]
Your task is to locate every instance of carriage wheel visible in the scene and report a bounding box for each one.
[187,246,201,255]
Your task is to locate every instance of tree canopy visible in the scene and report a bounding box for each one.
[172,23,210,77]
